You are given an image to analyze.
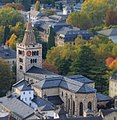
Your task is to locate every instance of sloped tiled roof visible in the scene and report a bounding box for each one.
[68,75,94,84]
[0,97,34,119]
[0,46,16,59]
[22,21,36,46]
[96,93,112,102]
[47,95,63,105]
[98,28,117,36]
[32,96,55,111]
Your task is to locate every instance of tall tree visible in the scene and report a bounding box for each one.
[0,58,15,97]
[47,26,55,50]
[69,45,97,77]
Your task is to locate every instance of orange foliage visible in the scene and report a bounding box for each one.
[42,60,58,74]
[105,57,114,66]
[106,57,117,70]
[109,59,117,70]
[5,33,17,49]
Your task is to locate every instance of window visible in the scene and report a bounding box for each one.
[23,92,25,94]
[88,102,92,110]
[29,91,31,94]
[19,58,23,62]
[12,61,14,64]
[79,102,83,116]
[18,50,22,54]
[25,98,27,101]
[114,117,116,120]
[20,65,23,70]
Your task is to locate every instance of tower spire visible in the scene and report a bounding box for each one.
[21,13,36,46]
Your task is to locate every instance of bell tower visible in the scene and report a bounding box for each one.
[16,17,42,81]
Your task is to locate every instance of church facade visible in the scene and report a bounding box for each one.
[16,20,107,117]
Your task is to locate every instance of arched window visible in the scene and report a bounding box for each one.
[88,102,92,110]
[73,101,75,115]
[79,102,83,116]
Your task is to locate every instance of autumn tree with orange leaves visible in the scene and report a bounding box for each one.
[5,33,17,50]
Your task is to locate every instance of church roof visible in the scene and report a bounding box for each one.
[68,75,94,84]
[32,96,55,111]
[47,95,64,105]
[22,21,36,46]
[32,76,96,93]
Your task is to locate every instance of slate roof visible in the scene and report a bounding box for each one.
[0,96,34,119]
[27,66,56,75]
[13,79,28,87]
[98,28,117,36]
[47,95,64,105]
[26,67,95,93]
[96,93,112,102]
[0,46,16,59]
[100,109,117,117]
[68,75,94,84]
[22,21,37,46]
[13,79,33,91]
[110,74,117,82]
[56,28,94,41]
[66,116,102,120]
[32,96,55,111]
[32,76,96,93]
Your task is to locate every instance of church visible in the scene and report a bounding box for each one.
[16,19,111,117]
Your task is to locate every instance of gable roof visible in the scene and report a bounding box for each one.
[13,79,32,91]
[0,96,34,119]
[100,109,117,117]
[68,75,94,84]
[0,46,16,59]
[47,95,64,105]
[98,28,117,36]
[32,76,96,94]
[32,96,55,111]
[96,93,112,102]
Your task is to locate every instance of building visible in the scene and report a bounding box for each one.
[14,19,113,118]
[109,75,117,97]
[63,6,72,15]
[97,28,117,44]
[0,45,16,70]
[56,27,94,46]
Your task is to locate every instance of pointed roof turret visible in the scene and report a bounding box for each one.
[22,13,36,46]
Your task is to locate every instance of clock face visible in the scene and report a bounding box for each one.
[27,51,31,56]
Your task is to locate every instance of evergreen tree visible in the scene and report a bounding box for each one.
[0,58,15,97]
[55,57,72,75]
[3,25,10,45]
[69,45,97,77]
[35,0,40,11]
[47,26,55,50]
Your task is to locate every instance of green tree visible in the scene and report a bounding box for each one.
[55,57,72,75]
[69,46,97,76]
[3,25,10,44]
[47,26,55,50]
[0,58,15,97]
